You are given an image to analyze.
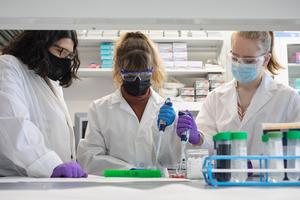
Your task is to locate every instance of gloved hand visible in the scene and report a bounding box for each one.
[51,162,88,178]
[176,111,201,145]
[157,101,176,130]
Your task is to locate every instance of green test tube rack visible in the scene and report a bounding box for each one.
[104,169,162,178]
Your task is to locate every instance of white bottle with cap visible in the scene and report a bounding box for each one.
[287,130,300,181]
[266,131,284,182]
[231,132,248,182]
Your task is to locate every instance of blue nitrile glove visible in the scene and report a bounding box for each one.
[51,162,88,178]
[176,111,201,145]
[157,98,176,130]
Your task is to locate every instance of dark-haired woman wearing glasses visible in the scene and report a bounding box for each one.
[0,31,87,178]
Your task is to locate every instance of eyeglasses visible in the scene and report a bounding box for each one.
[121,68,153,82]
[53,44,76,60]
[228,51,266,65]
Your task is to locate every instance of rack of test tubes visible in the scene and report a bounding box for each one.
[202,155,300,186]
[202,130,300,187]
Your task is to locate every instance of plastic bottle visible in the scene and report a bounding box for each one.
[287,130,300,181]
[231,132,248,182]
[266,131,284,182]
[213,132,232,182]
[186,149,209,179]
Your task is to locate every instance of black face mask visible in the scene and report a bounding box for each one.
[122,78,151,96]
[47,52,72,81]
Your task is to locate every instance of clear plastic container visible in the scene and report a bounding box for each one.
[231,132,248,182]
[266,131,284,182]
[186,149,209,179]
[213,132,232,182]
[287,130,300,181]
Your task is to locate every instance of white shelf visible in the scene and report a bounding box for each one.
[77,67,225,77]
[78,36,223,47]
[288,63,300,67]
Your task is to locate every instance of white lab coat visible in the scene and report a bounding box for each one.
[0,55,75,177]
[77,88,181,175]
[197,73,300,155]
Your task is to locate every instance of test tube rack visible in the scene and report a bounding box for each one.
[202,155,300,187]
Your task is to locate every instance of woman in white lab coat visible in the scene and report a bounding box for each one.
[196,31,300,155]
[77,32,195,175]
[0,31,87,178]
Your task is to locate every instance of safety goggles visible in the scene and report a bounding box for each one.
[228,51,266,65]
[52,44,76,60]
[121,68,153,82]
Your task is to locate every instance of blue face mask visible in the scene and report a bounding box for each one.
[231,63,260,84]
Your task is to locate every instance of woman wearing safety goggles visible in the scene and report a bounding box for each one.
[77,32,201,175]
[195,31,300,161]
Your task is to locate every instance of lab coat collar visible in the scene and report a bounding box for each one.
[219,73,277,128]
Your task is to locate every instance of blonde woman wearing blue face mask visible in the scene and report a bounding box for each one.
[194,31,300,156]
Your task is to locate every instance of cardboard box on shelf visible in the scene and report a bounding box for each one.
[160,52,174,61]
[208,73,223,81]
[173,43,187,52]
[180,96,195,102]
[173,52,188,61]
[102,30,119,37]
[195,79,210,89]
[157,43,173,52]
[195,89,209,96]
[164,31,179,37]
[180,87,195,96]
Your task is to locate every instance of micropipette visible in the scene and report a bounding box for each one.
[154,98,172,168]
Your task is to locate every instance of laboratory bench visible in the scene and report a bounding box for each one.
[0,175,299,200]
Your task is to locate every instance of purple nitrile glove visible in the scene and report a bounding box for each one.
[51,162,88,178]
[176,111,201,145]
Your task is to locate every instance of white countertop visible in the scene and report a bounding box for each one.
[0,175,299,200]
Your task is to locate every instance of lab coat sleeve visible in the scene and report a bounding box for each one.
[0,60,63,177]
[77,102,134,175]
[196,92,218,151]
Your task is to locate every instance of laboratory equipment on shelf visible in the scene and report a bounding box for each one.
[265,131,285,182]
[213,132,232,182]
[231,132,248,182]
[155,98,173,168]
[287,130,300,181]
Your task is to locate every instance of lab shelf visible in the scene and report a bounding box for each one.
[77,66,225,77]
[288,63,300,68]
[78,36,224,48]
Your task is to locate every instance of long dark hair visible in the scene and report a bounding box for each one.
[2,30,80,87]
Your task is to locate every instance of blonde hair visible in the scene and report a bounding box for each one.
[232,31,283,75]
[112,32,166,90]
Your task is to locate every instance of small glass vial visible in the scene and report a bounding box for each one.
[231,132,248,182]
[287,130,300,181]
[266,131,284,182]
[213,132,232,182]
[186,149,209,179]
